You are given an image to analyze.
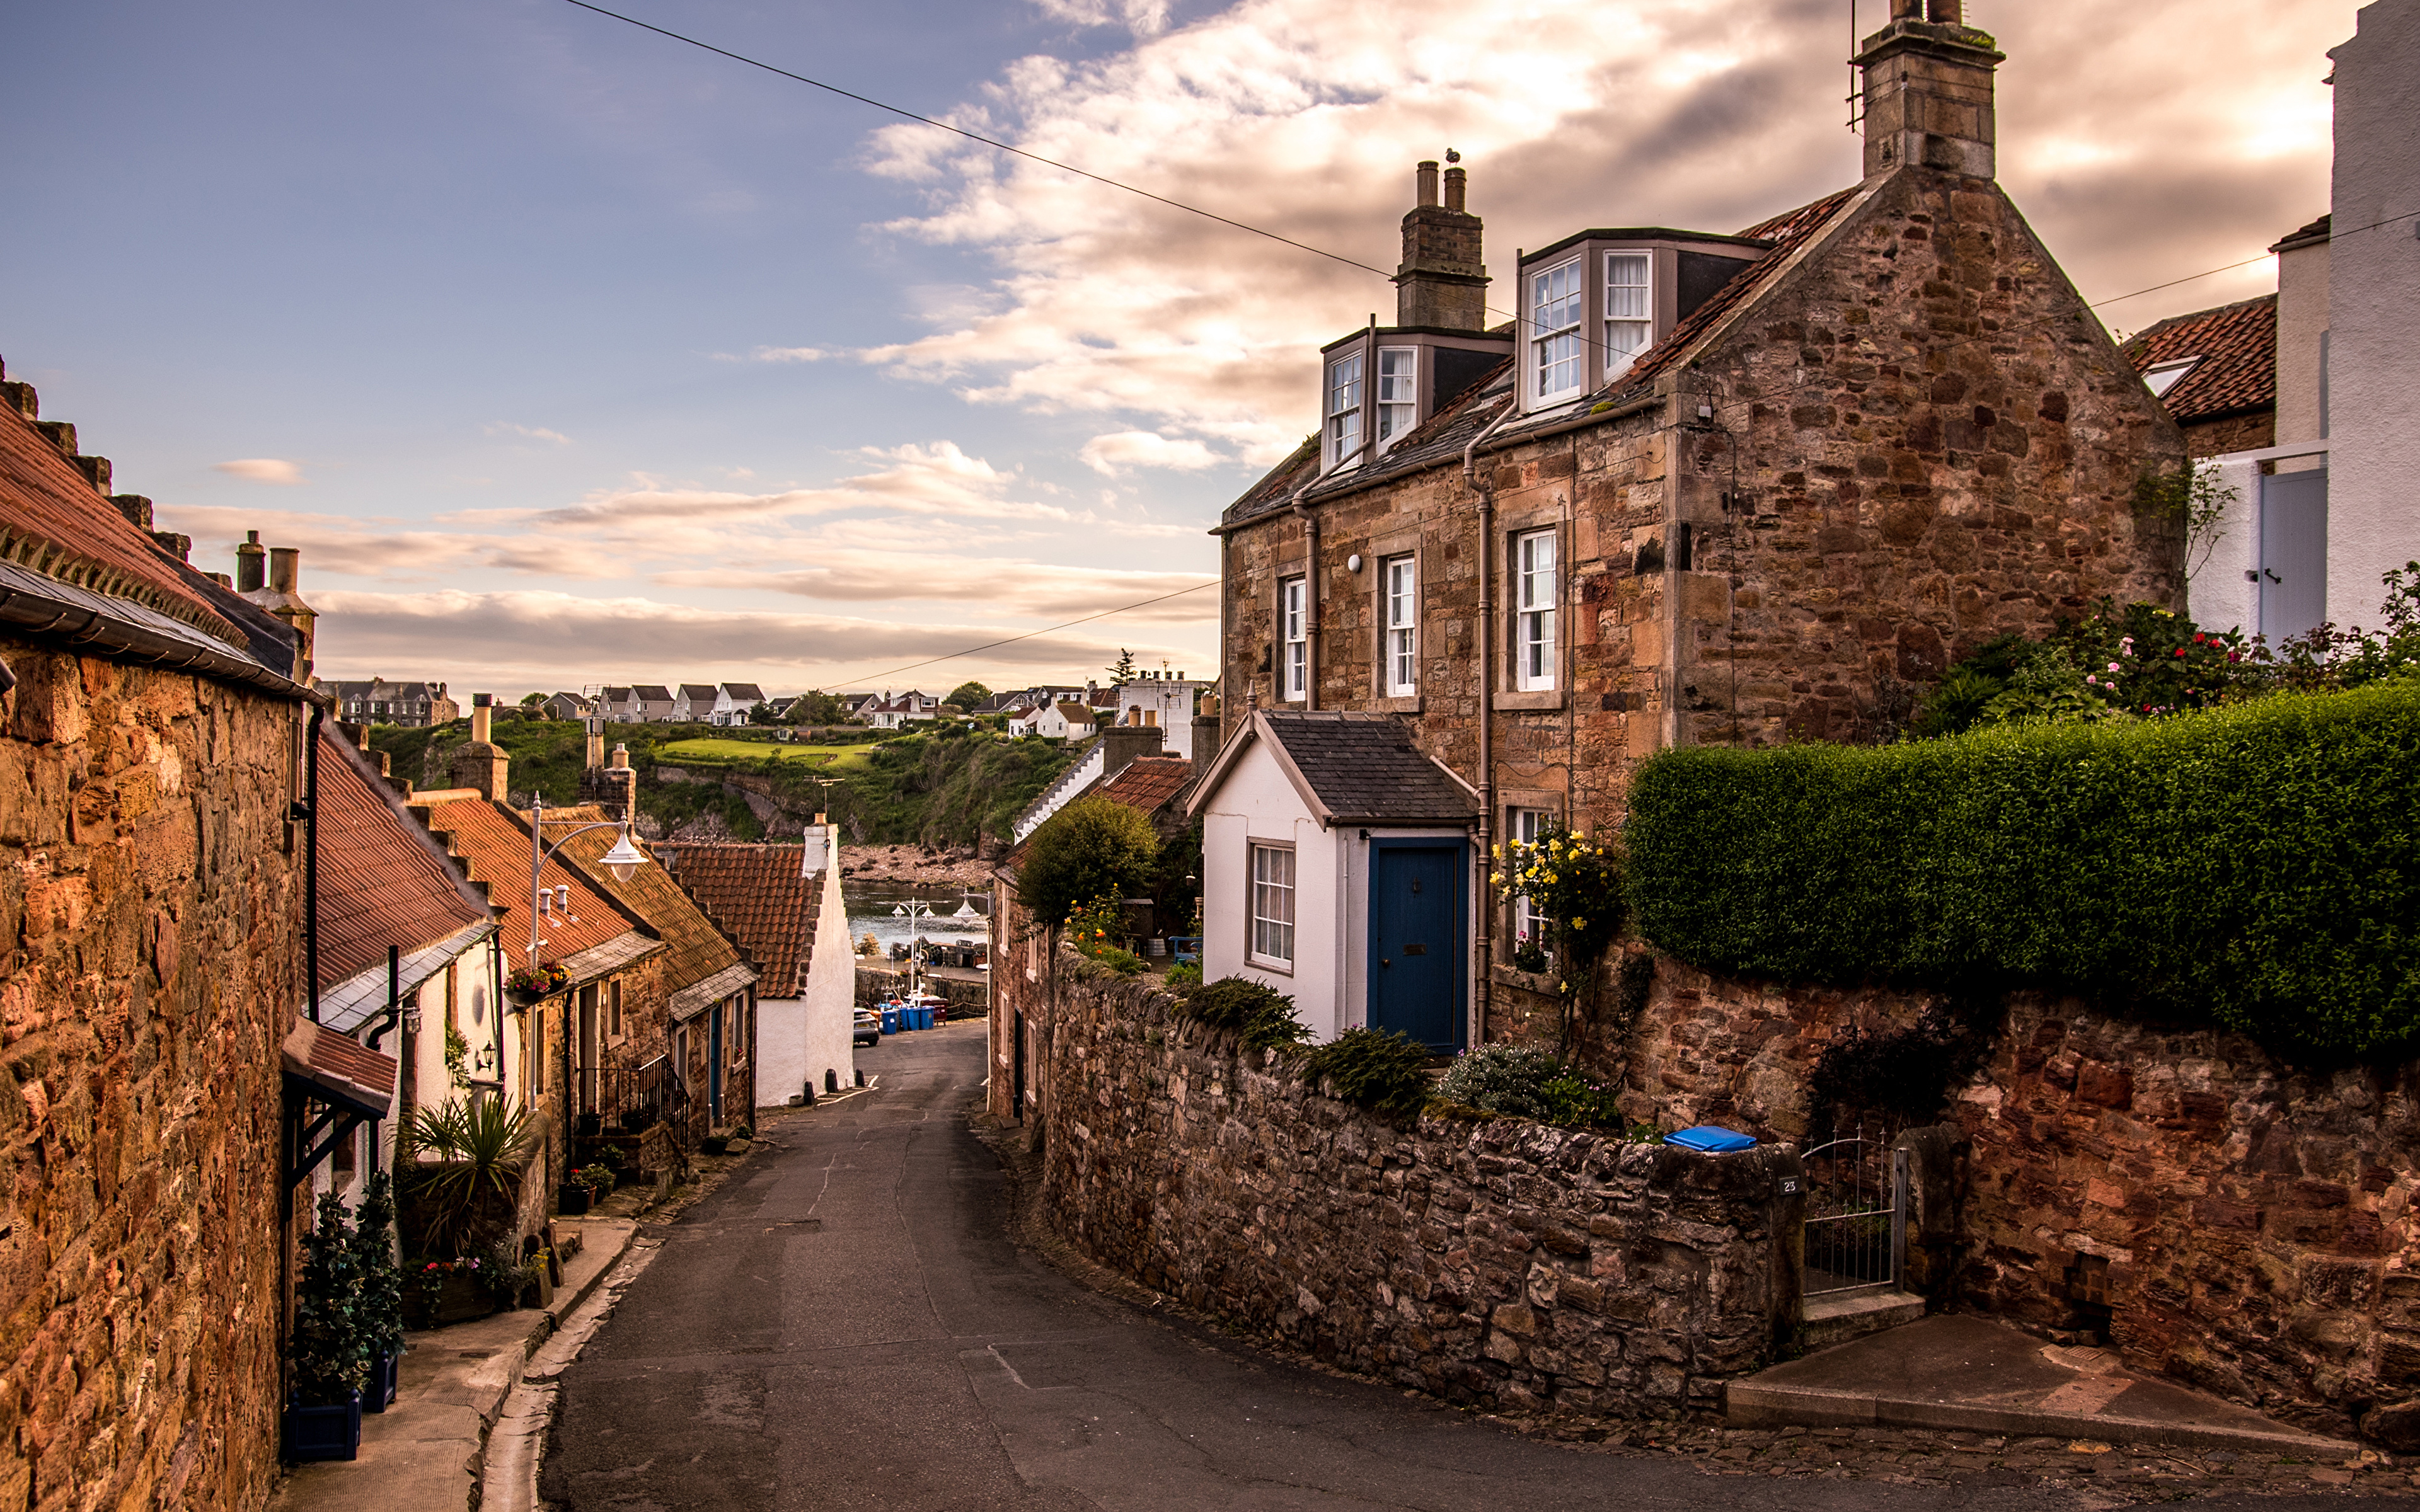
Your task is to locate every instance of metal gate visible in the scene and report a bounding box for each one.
[1801,1131,1907,1297]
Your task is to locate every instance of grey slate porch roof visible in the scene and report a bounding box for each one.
[1187,711,1478,828]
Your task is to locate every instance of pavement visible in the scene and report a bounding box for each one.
[269,1213,638,1512]
[1730,1314,2358,1455]
[537,1021,2420,1509]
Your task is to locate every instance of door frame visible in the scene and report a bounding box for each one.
[1363,837,1470,1054]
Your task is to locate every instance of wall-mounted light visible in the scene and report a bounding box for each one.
[1346,554,1364,573]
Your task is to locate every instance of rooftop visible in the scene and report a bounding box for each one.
[313,730,490,997]
[657,844,815,998]
[2121,295,2276,424]
[1194,711,1477,828]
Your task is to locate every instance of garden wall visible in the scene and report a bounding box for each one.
[1604,958,2420,1445]
[1038,956,1799,1420]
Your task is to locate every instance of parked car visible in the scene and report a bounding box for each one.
[853,1007,881,1047]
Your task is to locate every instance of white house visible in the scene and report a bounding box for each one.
[715,683,766,726]
[1031,700,1095,740]
[1186,711,1478,1051]
[659,827,856,1108]
[1112,671,1208,759]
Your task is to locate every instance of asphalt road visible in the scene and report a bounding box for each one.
[541,1022,2371,1511]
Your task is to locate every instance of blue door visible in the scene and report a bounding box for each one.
[708,1002,724,1123]
[1367,842,1466,1053]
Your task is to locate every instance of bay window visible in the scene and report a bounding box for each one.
[1325,352,1364,470]
[1605,251,1652,379]
[1376,347,1417,452]
[1527,259,1584,406]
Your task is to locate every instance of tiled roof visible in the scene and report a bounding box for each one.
[722,683,766,702]
[2273,213,2330,253]
[283,1019,399,1118]
[2121,295,2276,423]
[414,795,640,968]
[314,729,490,994]
[656,844,814,998]
[0,377,248,645]
[679,684,718,702]
[1201,711,1477,826]
[550,805,747,995]
[1092,755,1196,823]
[1219,185,1864,531]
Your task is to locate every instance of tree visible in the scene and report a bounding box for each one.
[1106,648,1136,683]
[519,691,545,708]
[784,690,851,726]
[1017,796,1160,927]
[948,680,992,709]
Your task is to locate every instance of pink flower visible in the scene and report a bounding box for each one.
[2107,662,2121,673]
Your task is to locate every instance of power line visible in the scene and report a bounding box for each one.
[829,578,1218,689]
[557,0,1394,280]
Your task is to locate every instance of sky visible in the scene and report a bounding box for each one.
[0,0,2361,701]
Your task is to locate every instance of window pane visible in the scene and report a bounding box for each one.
[1250,845,1295,962]
[1377,348,1416,403]
[1606,253,1649,318]
[1327,353,1363,415]
[1281,579,1306,699]
[1529,261,1584,399]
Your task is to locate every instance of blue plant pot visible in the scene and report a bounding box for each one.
[364,1349,401,1413]
[284,1392,362,1462]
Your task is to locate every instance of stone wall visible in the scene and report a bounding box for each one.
[0,639,304,1509]
[1599,956,2420,1444]
[1039,955,1799,1420]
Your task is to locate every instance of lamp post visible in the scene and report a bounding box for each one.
[890,895,940,1002]
[519,793,650,1172]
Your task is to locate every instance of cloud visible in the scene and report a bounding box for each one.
[1030,0,1170,37]
[1078,430,1221,476]
[860,0,2343,451]
[308,588,1215,699]
[214,457,307,485]
[659,552,1218,621]
[713,345,831,364]
[483,421,572,445]
[528,442,1080,529]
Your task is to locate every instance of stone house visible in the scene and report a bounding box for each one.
[660,827,854,1109]
[0,358,320,1508]
[320,675,460,728]
[1206,2,2183,1047]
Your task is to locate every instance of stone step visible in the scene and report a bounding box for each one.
[1800,1287,1925,1351]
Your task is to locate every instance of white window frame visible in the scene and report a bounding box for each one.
[1383,556,1418,697]
[1324,352,1365,471]
[1375,346,1418,454]
[1511,806,1553,959]
[1514,529,1558,692]
[1525,258,1586,409]
[1280,576,1308,702]
[1603,250,1652,381]
[1248,842,1296,968]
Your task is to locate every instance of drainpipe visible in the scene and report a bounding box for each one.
[304,705,323,1022]
[1289,434,1371,713]
[1461,397,1517,1045]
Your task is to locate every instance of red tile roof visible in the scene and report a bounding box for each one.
[314,730,489,992]
[550,807,744,993]
[657,844,815,997]
[1093,755,1196,823]
[2121,294,2276,423]
[0,384,247,644]
[415,796,638,967]
[283,1019,399,1115]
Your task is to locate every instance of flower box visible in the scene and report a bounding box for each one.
[284,1392,362,1462]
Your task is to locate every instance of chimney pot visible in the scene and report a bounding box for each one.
[1443,165,1467,214]
[1415,159,1439,207]
[268,546,300,594]
[235,532,267,593]
[470,704,492,745]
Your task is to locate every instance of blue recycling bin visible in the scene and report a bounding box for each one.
[880,1007,899,1034]
[914,1005,935,1030]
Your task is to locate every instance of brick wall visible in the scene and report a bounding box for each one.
[1603,957,2420,1444]
[1040,954,1798,1421]
[0,638,303,1509]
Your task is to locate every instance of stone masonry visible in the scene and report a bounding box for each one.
[1596,956,2420,1445]
[1040,954,1799,1421]
[0,638,303,1510]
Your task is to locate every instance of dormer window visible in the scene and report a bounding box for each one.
[1376,348,1418,451]
[1605,251,1652,379]
[1527,259,1586,408]
[2143,357,2200,399]
[1324,352,1364,470]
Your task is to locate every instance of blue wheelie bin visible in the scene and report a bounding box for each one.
[880,1006,900,1034]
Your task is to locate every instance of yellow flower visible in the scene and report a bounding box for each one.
[1490,873,1504,886]
[1572,917,1586,931]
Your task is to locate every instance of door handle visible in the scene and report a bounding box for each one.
[1380,958,1391,968]
[2264,568,2282,583]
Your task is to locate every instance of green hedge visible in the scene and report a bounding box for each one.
[1625,682,2420,1060]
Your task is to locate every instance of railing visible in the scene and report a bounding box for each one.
[1801,1129,1906,1297]
[577,1055,683,1135]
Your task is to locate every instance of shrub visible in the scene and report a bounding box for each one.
[350,1169,406,1366]
[292,1193,368,1404]
[1178,976,1310,1052]
[1163,961,1202,988]
[1435,1043,1565,1119]
[1300,1029,1434,1120]
[1487,822,1623,981]
[1628,682,2420,1060]
[1019,796,1160,927]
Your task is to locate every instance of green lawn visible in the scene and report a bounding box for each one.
[657,738,879,772]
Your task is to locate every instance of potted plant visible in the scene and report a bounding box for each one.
[504,961,568,1009]
[572,1163,616,1205]
[286,1193,367,1461]
[351,1169,406,1412]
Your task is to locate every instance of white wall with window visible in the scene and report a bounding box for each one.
[1280,576,1308,701]
[1525,259,1586,409]
[1248,843,1296,968]
[1514,529,1559,691]
[1324,352,1364,471]
[1383,556,1418,696]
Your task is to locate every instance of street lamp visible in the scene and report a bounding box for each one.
[525,793,652,971]
[890,895,940,1000]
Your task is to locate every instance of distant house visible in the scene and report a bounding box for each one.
[672,684,720,723]
[1110,671,1210,760]
[1005,705,1047,738]
[717,683,767,726]
[632,685,677,723]
[858,690,940,730]
[1032,700,1095,741]
[321,676,461,728]
[541,690,592,721]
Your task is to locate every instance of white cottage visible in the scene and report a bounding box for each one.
[1186,711,1478,1051]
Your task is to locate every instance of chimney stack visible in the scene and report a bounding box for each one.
[1855,1,2002,180]
[579,742,637,821]
[1395,158,1489,331]
[236,530,267,593]
[452,692,509,803]
[238,534,318,679]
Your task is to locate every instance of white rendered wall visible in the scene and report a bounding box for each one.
[761,827,858,1105]
[2274,239,2331,450]
[2325,0,2420,628]
[2187,455,2263,634]
[1198,740,1347,1041]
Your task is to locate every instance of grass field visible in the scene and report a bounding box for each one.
[656,738,879,771]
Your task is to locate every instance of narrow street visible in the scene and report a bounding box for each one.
[541,1025,2360,1511]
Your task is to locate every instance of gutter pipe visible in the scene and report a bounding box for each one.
[1460,396,1518,1045]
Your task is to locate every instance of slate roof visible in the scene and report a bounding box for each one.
[633,685,672,702]
[722,683,766,702]
[414,794,647,973]
[1219,185,1864,531]
[2273,213,2331,253]
[1190,711,1476,827]
[657,844,815,998]
[2121,295,2276,424]
[550,805,750,997]
[313,728,490,995]
[679,684,718,702]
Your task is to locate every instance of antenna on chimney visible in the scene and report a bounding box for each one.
[1847,0,1864,134]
